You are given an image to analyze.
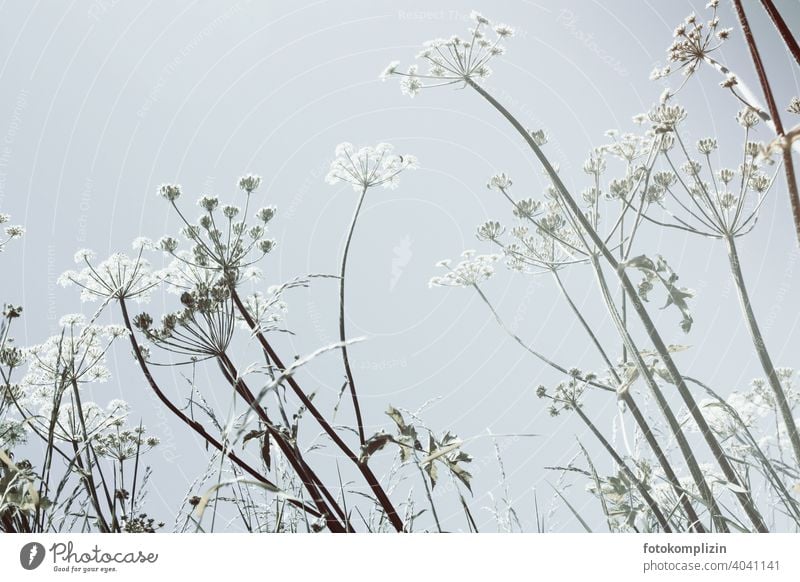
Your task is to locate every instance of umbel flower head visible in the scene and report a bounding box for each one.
[325,142,417,191]
[381,11,513,96]
[21,314,128,394]
[0,213,25,252]
[650,1,731,88]
[155,175,277,279]
[59,240,166,303]
[428,250,500,288]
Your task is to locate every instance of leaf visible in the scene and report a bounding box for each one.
[719,481,750,495]
[359,432,393,463]
[194,478,293,520]
[425,433,438,489]
[551,484,593,532]
[260,435,271,471]
[420,439,464,465]
[450,464,473,493]
[385,406,407,431]
[242,429,265,446]
[620,254,695,333]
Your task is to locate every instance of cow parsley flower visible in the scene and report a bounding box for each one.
[0,214,24,252]
[382,11,513,95]
[22,317,126,393]
[325,142,417,191]
[659,1,729,84]
[155,176,278,277]
[59,244,166,303]
[428,250,500,288]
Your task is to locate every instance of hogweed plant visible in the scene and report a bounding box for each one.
[56,172,477,533]
[385,8,800,532]
[651,0,800,244]
[325,142,417,446]
[4,3,799,534]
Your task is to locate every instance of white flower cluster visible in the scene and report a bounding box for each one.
[650,1,731,85]
[154,175,278,275]
[59,243,166,303]
[0,213,25,252]
[428,250,500,288]
[381,11,513,97]
[325,142,417,191]
[21,315,129,406]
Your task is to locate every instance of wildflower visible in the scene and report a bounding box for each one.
[530,129,548,146]
[256,206,276,223]
[325,142,416,191]
[4,225,24,238]
[658,2,729,88]
[428,250,500,288]
[380,60,400,81]
[476,220,504,242]
[158,183,182,202]
[697,138,717,154]
[486,173,513,190]
[238,174,262,193]
[383,11,513,95]
[720,75,737,89]
[198,195,219,212]
[59,245,165,303]
[649,103,687,132]
[736,107,761,129]
[21,318,125,391]
[236,286,290,333]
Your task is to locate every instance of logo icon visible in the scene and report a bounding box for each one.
[20,542,46,570]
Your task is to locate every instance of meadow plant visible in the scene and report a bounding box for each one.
[384,8,800,532]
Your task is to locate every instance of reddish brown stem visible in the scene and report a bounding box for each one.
[118,298,322,521]
[215,352,349,532]
[734,0,800,244]
[229,287,405,532]
[759,0,800,67]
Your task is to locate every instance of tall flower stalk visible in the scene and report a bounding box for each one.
[640,107,800,468]
[386,10,767,531]
[325,143,417,445]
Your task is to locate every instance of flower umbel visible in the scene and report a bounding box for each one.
[382,11,513,96]
[325,142,417,191]
[428,250,500,288]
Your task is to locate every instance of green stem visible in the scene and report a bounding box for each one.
[591,256,727,532]
[466,79,766,531]
[725,234,800,465]
[552,269,705,532]
[570,401,672,532]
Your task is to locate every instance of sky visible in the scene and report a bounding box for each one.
[1,0,799,532]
